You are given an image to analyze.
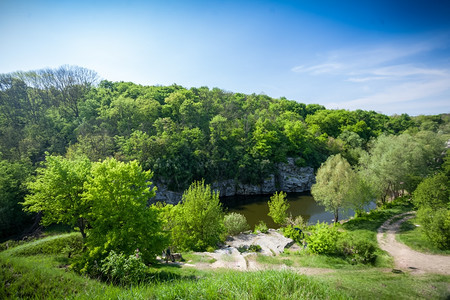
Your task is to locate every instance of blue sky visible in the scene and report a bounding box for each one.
[1,0,449,116]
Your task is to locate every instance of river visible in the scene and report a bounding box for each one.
[221,192,374,229]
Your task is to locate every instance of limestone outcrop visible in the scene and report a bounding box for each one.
[151,158,315,204]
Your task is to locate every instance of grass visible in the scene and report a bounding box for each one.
[1,200,449,299]
[315,269,450,300]
[183,252,217,264]
[1,241,349,299]
[396,217,450,255]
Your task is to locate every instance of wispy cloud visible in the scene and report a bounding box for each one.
[291,63,342,75]
[291,38,450,115]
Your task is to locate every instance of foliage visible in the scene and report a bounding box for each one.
[254,221,268,233]
[397,217,450,255]
[81,158,167,266]
[22,154,91,238]
[360,132,446,204]
[223,212,249,236]
[337,233,377,264]
[268,191,289,225]
[101,249,147,285]
[285,214,306,228]
[306,222,341,255]
[413,171,450,249]
[311,154,356,222]
[0,158,32,238]
[172,180,224,251]
[416,208,450,250]
[282,225,304,244]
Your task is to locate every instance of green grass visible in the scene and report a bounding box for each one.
[1,250,348,299]
[183,252,217,264]
[315,269,450,300]
[397,217,450,255]
[1,201,449,299]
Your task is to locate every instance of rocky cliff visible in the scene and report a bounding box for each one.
[152,158,315,204]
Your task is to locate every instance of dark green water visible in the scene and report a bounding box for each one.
[221,192,369,229]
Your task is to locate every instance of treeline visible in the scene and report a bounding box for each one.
[0,65,449,239]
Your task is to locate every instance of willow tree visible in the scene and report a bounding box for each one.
[311,154,356,223]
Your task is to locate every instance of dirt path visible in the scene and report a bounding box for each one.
[377,212,450,275]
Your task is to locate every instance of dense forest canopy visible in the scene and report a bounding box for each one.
[1,65,449,239]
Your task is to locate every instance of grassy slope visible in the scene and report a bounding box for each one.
[1,202,449,299]
[396,217,450,255]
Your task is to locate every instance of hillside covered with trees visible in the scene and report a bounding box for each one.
[1,65,449,240]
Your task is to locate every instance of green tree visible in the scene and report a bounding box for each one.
[268,191,290,225]
[82,158,166,263]
[172,180,224,251]
[360,132,445,204]
[0,159,32,238]
[22,154,91,239]
[311,154,355,222]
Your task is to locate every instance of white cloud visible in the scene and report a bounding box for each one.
[328,77,450,114]
[291,38,450,115]
[291,63,342,75]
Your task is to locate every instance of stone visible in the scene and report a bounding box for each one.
[150,157,315,205]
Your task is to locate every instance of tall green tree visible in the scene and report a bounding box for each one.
[172,180,224,251]
[311,154,356,222]
[82,158,166,263]
[22,154,91,238]
[0,159,32,238]
[268,191,289,225]
[360,132,445,204]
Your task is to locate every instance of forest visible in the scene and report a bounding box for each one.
[1,65,449,240]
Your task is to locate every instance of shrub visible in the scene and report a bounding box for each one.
[268,191,289,225]
[254,221,268,234]
[172,180,224,251]
[248,244,262,252]
[417,207,450,250]
[100,249,146,285]
[286,214,306,228]
[282,225,304,244]
[306,222,340,255]
[224,213,250,236]
[337,234,377,264]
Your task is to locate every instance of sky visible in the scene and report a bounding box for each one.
[1,0,449,116]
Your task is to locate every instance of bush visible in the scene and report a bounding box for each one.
[306,222,340,255]
[417,207,450,250]
[172,180,224,251]
[254,221,268,234]
[248,244,262,252]
[101,249,147,285]
[224,213,249,236]
[282,225,304,244]
[337,234,377,264]
[268,191,289,225]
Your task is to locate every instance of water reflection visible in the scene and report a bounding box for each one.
[221,192,370,229]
